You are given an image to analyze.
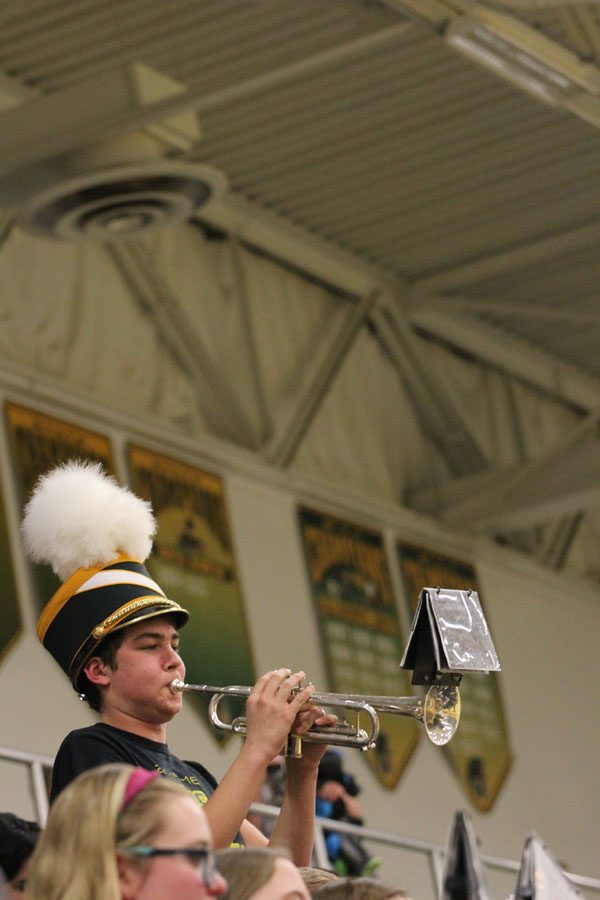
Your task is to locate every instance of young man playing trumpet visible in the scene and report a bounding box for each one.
[22,461,334,864]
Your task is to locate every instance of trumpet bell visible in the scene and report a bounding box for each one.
[423,684,461,745]
[330,684,461,747]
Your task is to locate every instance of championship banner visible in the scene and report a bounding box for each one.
[5,402,114,614]
[298,506,418,790]
[127,445,255,743]
[396,541,512,811]
[0,479,21,664]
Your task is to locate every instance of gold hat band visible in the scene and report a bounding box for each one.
[68,596,187,684]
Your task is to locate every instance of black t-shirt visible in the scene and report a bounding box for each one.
[50,724,245,844]
[51,723,216,805]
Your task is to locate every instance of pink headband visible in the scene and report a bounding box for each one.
[121,768,160,809]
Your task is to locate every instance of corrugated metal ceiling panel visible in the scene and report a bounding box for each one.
[195,29,600,278]
[1,0,600,384]
[0,0,399,92]
[435,236,600,377]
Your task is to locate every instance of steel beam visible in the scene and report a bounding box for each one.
[416,294,600,325]
[265,289,380,468]
[410,416,600,531]
[105,240,259,447]
[227,235,272,445]
[537,513,584,571]
[410,305,600,413]
[0,212,15,255]
[411,220,600,293]
[370,297,488,477]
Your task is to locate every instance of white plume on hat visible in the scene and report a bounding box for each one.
[21,460,156,581]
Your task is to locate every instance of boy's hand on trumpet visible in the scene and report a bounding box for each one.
[289,698,337,771]
[243,668,336,768]
[243,668,313,764]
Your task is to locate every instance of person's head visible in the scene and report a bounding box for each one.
[83,614,185,720]
[26,763,226,900]
[21,461,189,709]
[217,847,309,900]
[298,867,339,897]
[312,877,408,900]
[317,751,360,797]
[0,812,40,898]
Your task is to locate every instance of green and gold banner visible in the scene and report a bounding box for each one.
[396,541,512,811]
[298,507,418,789]
[5,402,114,614]
[127,445,255,742]
[0,478,21,665]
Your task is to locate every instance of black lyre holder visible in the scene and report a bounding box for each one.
[400,587,501,686]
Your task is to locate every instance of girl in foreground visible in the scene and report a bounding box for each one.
[26,763,227,900]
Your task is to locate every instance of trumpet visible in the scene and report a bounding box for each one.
[170,679,461,757]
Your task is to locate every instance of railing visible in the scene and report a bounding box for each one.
[0,745,54,826]
[2,746,599,898]
[250,802,600,898]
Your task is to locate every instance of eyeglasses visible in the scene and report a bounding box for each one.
[123,846,219,886]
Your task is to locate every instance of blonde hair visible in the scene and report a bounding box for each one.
[26,763,191,900]
[216,847,291,900]
[312,876,407,900]
[299,866,340,896]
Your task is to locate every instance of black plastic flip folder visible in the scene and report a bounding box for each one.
[400,588,501,686]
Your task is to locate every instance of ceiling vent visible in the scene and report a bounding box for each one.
[0,63,227,240]
[16,159,226,241]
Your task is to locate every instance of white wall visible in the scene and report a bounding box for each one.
[1,407,599,899]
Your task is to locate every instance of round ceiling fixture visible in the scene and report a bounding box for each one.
[17,160,227,241]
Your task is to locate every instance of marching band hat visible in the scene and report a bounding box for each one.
[21,460,189,693]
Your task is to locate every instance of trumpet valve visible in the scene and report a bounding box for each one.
[285,734,303,758]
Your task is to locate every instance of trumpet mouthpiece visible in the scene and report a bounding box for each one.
[170,679,185,693]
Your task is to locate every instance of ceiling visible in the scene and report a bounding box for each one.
[1,0,600,583]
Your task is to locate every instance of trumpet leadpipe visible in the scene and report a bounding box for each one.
[170,680,251,697]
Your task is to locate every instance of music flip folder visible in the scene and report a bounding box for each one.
[401,588,501,686]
